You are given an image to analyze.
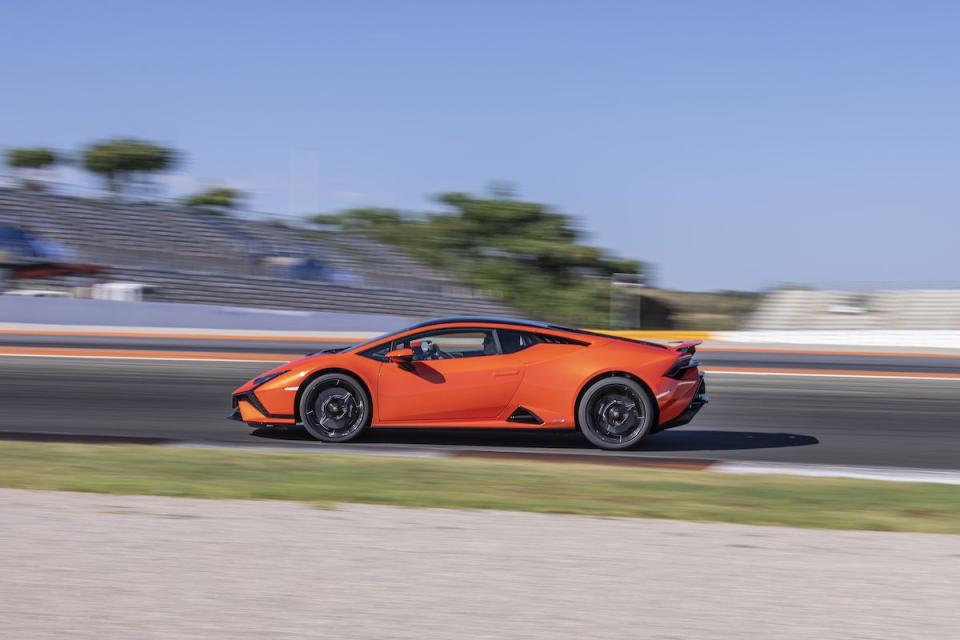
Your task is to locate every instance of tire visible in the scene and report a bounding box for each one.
[577,376,656,450]
[298,373,371,443]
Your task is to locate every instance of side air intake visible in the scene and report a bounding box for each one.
[507,407,544,425]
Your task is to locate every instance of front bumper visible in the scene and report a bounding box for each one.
[228,395,245,422]
[229,392,296,426]
[655,373,708,432]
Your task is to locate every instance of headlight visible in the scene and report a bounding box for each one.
[252,370,288,387]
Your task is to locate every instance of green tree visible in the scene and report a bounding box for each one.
[323,190,646,326]
[5,147,57,190]
[82,138,179,194]
[185,186,243,214]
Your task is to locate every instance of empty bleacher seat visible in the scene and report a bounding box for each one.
[0,187,516,317]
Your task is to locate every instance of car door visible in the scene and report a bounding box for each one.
[376,328,525,423]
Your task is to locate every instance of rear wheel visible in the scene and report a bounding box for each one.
[299,373,371,443]
[577,376,655,450]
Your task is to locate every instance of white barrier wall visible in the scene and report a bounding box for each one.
[0,295,416,333]
[749,289,960,331]
[715,330,960,350]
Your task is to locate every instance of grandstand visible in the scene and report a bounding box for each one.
[0,187,515,317]
[748,288,960,330]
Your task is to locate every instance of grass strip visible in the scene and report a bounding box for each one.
[1,441,958,533]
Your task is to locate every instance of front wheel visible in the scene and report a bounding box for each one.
[299,373,371,443]
[577,376,656,450]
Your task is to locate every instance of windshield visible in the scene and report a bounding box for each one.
[344,327,407,352]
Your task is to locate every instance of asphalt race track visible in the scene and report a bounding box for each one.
[2,349,959,470]
[6,333,960,374]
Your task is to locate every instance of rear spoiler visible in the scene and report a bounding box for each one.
[670,340,702,355]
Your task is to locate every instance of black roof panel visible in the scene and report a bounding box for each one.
[347,316,668,352]
[409,316,552,330]
[408,316,667,349]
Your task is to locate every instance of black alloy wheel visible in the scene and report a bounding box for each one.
[299,373,371,443]
[577,376,655,450]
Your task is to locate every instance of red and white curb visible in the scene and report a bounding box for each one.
[452,450,960,484]
[193,443,960,485]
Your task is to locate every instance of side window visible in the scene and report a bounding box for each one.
[497,329,536,354]
[399,329,497,361]
[361,341,393,361]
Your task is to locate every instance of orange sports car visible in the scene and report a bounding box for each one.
[230,317,707,450]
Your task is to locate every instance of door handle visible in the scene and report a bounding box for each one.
[493,369,520,377]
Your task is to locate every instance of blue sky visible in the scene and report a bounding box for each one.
[1,1,957,290]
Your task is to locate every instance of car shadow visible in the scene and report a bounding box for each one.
[250,427,818,452]
[642,430,818,451]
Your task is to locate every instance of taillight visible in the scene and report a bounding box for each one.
[664,355,700,379]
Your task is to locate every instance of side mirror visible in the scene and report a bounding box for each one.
[386,348,414,365]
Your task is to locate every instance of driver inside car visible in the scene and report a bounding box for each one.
[412,339,441,361]
[482,333,497,355]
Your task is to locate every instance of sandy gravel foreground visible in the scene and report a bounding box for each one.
[0,489,958,640]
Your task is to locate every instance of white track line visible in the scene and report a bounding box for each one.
[706,370,960,381]
[713,461,960,485]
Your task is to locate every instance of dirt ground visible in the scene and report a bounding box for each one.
[1,489,958,639]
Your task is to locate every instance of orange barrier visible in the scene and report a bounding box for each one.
[590,330,715,342]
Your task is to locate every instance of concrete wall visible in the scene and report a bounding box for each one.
[0,295,415,332]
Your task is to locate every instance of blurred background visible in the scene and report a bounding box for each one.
[2,4,959,640]
[1,1,956,334]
